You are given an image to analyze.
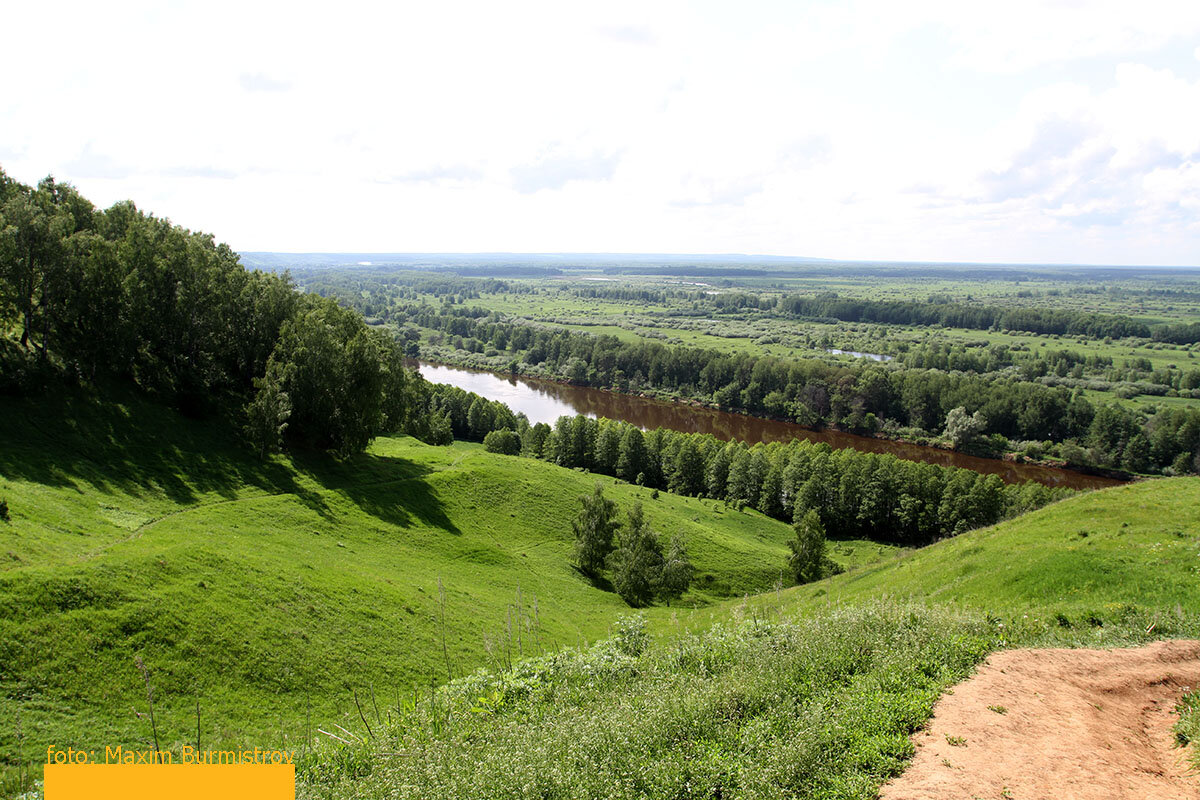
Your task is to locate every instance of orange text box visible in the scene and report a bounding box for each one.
[45,764,294,799]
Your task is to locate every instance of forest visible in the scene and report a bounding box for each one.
[0,169,417,456]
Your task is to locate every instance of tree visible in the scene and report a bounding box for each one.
[424,411,454,446]
[594,420,622,475]
[705,443,735,498]
[572,484,620,578]
[467,397,493,439]
[789,509,828,584]
[670,437,706,496]
[943,406,987,450]
[267,299,388,455]
[608,503,664,607]
[616,426,646,482]
[244,362,291,457]
[520,422,550,457]
[659,534,693,605]
[757,461,784,519]
[482,428,520,455]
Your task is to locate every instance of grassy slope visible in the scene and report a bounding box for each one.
[295,478,1200,799]
[756,477,1200,623]
[0,387,815,766]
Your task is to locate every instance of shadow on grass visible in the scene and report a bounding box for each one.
[0,383,457,533]
[570,565,616,593]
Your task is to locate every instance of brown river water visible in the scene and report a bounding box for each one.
[418,362,1123,491]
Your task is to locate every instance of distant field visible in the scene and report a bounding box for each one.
[407,273,1200,413]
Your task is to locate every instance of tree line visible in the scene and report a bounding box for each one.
[775,293,1156,340]
[414,382,1071,545]
[0,170,416,455]
[402,303,1200,474]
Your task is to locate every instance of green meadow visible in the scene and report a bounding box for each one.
[751,475,1200,623]
[294,477,1200,799]
[1,386,895,775]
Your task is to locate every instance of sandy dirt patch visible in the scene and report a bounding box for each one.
[880,639,1200,800]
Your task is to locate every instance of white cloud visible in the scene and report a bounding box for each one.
[238,73,292,93]
[0,0,1197,264]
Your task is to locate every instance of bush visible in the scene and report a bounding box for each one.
[482,429,520,455]
[0,498,7,521]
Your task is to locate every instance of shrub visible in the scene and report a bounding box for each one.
[0,498,7,521]
[482,429,520,455]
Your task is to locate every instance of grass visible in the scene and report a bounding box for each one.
[297,592,1200,800]
[297,602,1002,800]
[291,476,1200,799]
[0,386,806,783]
[748,476,1200,625]
[3,379,1198,798]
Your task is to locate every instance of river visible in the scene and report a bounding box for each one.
[417,362,1122,491]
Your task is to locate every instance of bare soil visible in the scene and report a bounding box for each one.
[880,639,1200,800]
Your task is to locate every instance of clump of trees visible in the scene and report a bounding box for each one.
[482,429,520,455]
[0,170,418,456]
[571,485,693,607]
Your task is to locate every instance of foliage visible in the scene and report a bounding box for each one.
[943,405,987,450]
[482,429,520,455]
[244,362,291,457]
[789,508,830,584]
[392,296,1200,473]
[298,603,1001,800]
[776,292,1153,339]
[659,534,694,605]
[607,503,665,607]
[571,484,621,578]
[0,170,415,455]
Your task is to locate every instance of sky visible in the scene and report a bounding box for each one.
[2,0,1199,265]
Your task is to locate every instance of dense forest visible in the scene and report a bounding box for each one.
[0,169,416,455]
[775,293,1157,339]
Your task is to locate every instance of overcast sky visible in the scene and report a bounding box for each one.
[3,1,1199,265]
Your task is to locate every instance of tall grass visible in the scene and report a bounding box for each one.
[299,602,1000,800]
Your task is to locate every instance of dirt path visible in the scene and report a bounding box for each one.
[880,639,1200,800]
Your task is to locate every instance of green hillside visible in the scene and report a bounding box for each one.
[0,387,829,767]
[295,479,1200,800]
[765,477,1200,624]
